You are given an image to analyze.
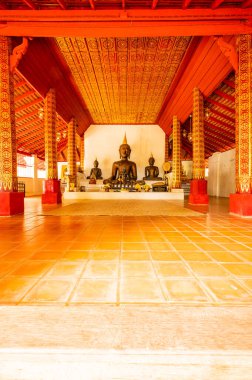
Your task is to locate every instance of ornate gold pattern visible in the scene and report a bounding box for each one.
[235,35,252,194]
[192,88,205,179]
[80,135,85,171]
[56,37,191,124]
[0,36,18,192]
[172,116,181,189]
[67,118,77,187]
[44,88,58,179]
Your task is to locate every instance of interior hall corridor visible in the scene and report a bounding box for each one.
[0,196,252,379]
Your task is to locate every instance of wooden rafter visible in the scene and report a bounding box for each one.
[122,0,126,10]
[182,0,192,9]
[16,109,39,123]
[15,98,42,113]
[89,0,95,10]
[205,128,234,143]
[242,0,252,7]
[207,98,234,114]
[223,79,235,88]
[207,116,235,130]
[207,108,235,123]
[15,80,27,88]
[56,0,66,9]
[211,0,225,9]
[15,89,36,102]
[214,89,235,103]
[22,0,36,10]
[152,0,159,10]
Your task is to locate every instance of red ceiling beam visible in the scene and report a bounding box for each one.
[205,120,235,135]
[15,98,42,113]
[214,89,235,102]
[122,0,126,10]
[15,109,38,123]
[223,79,235,88]
[182,0,193,9]
[205,123,235,142]
[151,0,159,10]
[22,0,36,10]
[15,89,36,102]
[207,108,235,123]
[88,0,95,10]
[56,0,67,10]
[207,116,234,130]
[205,128,234,143]
[15,80,27,88]
[211,0,225,9]
[242,0,252,8]
[207,98,234,114]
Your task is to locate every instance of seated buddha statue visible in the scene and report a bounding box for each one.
[103,134,137,184]
[87,159,103,180]
[143,154,162,180]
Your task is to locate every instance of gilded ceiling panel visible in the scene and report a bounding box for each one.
[56,36,191,124]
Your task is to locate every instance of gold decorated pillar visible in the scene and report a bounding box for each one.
[172,116,182,189]
[42,88,61,204]
[80,135,85,172]
[0,36,24,215]
[67,118,77,191]
[230,35,252,217]
[189,87,209,204]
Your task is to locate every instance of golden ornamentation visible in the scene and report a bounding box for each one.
[192,88,205,180]
[235,35,252,194]
[67,118,77,187]
[56,37,191,124]
[0,36,18,192]
[44,88,58,180]
[172,116,181,189]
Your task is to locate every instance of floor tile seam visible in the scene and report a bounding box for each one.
[228,276,252,297]
[171,256,222,303]
[136,222,168,302]
[65,259,91,305]
[15,276,48,305]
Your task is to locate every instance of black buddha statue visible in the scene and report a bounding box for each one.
[143,154,162,180]
[103,134,137,185]
[87,159,103,180]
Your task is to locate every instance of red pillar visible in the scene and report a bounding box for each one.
[0,36,24,216]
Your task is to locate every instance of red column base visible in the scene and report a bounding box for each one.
[188,179,209,205]
[42,179,62,204]
[230,193,252,217]
[0,192,24,216]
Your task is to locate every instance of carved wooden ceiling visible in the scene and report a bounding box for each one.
[1,1,251,160]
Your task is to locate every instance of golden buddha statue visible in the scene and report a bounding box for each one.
[87,159,103,180]
[103,134,137,184]
[143,154,162,180]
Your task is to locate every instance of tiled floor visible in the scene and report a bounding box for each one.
[0,196,252,306]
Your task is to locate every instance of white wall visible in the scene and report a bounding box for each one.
[208,149,235,197]
[84,125,165,180]
[18,177,44,196]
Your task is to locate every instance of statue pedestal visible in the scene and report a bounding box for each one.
[0,192,24,216]
[230,193,252,217]
[42,179,62,204]
[188,179,209,205]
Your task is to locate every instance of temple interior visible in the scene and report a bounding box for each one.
[0,1,252,379]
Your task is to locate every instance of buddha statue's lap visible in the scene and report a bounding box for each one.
[103,135,137,185]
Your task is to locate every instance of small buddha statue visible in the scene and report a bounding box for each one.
[87,159,103,180]
[143,154,162,180]
[103,133,137,184]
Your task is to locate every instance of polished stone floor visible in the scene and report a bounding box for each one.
[0,196,252,306]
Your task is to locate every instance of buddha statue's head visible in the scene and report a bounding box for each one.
[149,154,155,166]
[119,133,131,159]
[94,159,99,168]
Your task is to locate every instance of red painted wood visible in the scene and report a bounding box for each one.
[0,192,24,216]
[230,194,252,217]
